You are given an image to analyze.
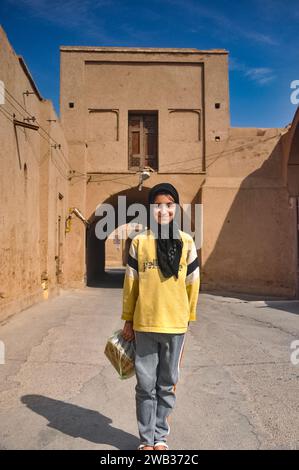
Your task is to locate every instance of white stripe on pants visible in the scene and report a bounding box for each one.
[134,331,186,446]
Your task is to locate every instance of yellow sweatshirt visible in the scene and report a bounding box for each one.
[121,228,200,333]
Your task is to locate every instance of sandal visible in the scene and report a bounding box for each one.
[154,442,169,450]
[137,444,154,450]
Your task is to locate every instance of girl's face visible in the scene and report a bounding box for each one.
[153,193,176,224]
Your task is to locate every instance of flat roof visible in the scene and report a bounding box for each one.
[60,46,228,54]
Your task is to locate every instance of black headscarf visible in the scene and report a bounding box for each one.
[148,183,183,279]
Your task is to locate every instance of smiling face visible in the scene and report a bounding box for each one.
[152,193,176,225]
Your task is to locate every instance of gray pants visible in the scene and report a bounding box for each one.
[134,331,186,446]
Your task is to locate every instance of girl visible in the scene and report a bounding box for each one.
[121,182,200,451]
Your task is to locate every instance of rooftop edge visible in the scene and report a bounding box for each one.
[59,46,228,54]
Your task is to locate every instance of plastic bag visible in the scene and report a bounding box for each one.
[104,329,136,380]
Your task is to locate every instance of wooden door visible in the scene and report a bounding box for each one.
[128,113,158,170]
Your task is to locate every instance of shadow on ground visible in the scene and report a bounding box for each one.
[204,289,299,315]
[21,395,139,450]
[87,269,125,289]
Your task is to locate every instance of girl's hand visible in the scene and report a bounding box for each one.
[122,320,135,342]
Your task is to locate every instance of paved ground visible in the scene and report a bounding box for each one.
[0,272,298,450]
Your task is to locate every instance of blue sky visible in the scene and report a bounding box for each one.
[0,0,298,127]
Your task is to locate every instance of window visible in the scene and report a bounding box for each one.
[128,112,158,170]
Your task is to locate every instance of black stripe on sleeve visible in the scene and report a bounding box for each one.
[128,253,138,273]
[187,257,199,276]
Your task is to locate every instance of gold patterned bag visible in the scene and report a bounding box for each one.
[104,329,136,380]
